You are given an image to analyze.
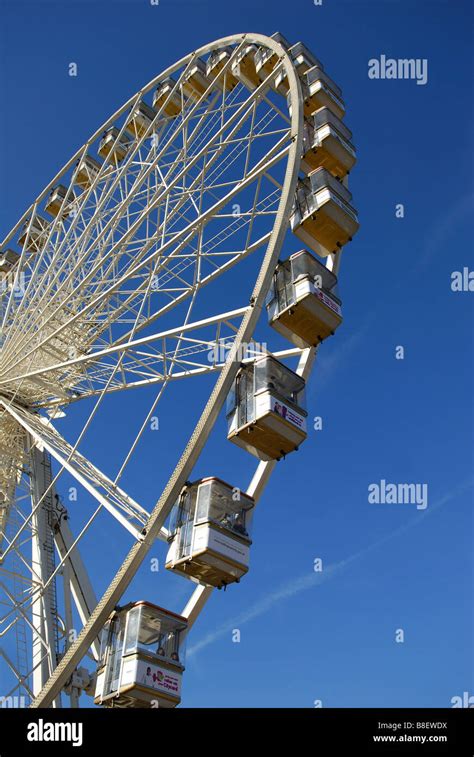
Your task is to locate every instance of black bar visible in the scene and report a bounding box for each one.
[0,707,472,755]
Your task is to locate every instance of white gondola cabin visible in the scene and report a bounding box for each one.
[294,66,345,120]
[0,249,20,274]
[206,47,239,91]
[18,215,49,252]
[75,155,102,190]
[98,127,129,162]
[290,167,359,256]
[254,32,290,81]
[94,602,187,708]
[267,250,342,348]
[153,78,182,117]
[273,41,324,95]
[227,356,307,461]
[182,59,211,101]
[45,184,75,218]
[231,44,260,90]
[289,41,324,77]
[166,477,254,588]
[302,107,356,178]
[125,100,157,139]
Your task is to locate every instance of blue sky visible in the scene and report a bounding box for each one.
[1,0,473,707]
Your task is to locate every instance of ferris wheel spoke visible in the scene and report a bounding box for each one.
[0,402,151,542]
[39,345,303,407]
[0,307,251,405]
[3,301,302,410]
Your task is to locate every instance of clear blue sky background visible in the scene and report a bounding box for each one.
[1,0,473,708]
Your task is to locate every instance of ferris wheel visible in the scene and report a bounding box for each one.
[0,32,358,708]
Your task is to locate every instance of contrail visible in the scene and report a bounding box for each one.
[188,477,473,657]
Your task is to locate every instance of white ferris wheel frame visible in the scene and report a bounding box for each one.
[0,32,345,709]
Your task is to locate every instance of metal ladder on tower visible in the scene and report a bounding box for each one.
[14,605,29,702]
[40,453,60,668]
[10,506,31,703]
